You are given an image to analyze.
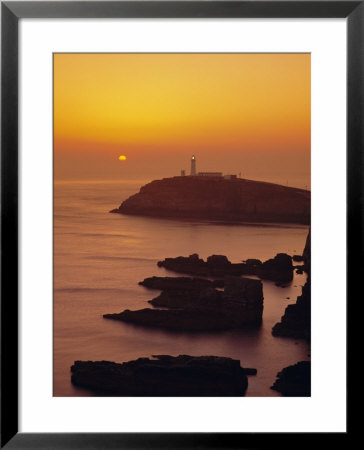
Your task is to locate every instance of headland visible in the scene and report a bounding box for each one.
[110,176,310,225]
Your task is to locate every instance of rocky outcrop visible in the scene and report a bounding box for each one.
[157,253,243,277]
[259,253,293,282]
[270,361,311,396]
[110,176,310,225]
[104,276,263,331]
[157,253,293,282]
[271,279,311,339]
[302,228,311,272]
[149,287,221,309]
[272,230,311,339]
[244,258,262,266]
[71,355,255,396]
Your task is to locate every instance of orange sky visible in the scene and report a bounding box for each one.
[54,53,310,188]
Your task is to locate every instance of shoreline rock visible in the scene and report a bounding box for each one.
[71,355,255,396]
[271,279,311,339]
[270,361,311,396]
[157,252,294,282]
[272,229,311,340]
[104,276,263,331]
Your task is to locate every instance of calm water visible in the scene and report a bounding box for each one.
[54,180,310,397]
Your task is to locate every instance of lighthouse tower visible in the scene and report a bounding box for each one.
[190,155,196,176]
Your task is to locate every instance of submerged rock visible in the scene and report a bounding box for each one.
[71,355,253,396]
[271,361,311,396]
[104,276,263,331]
[110,176,310,225]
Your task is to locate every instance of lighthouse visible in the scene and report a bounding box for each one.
[190,155,196,176]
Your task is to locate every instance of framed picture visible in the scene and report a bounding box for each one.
[2,1,356,448]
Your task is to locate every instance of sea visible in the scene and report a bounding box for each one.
[54,180,310,397]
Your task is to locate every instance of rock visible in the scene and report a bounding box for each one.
[139,276,213,291]
[212,279,225,288]
[149,288,221,309]
[258,253,293,282]
[206,254,230,267]
[157,254,209,277]
[302,228,311,273]
[110,176,310,225]
[243,368,258,375]
[71,355,250,396]
[272,230,311,340]
[244,258,262,266]
[158,252,293,282]
[104,308,251,331]
[223,277,263,311]
[104,276,263,331]
[272,279,311,339]
[270,361,311,396]
[292,254,304,262]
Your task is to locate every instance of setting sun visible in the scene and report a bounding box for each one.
[118,155,127,161]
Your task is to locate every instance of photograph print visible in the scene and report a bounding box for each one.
[54,53,311,397]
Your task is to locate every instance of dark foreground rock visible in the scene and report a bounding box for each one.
[271,361,311,396]
[157,252,293,282]
[104,276,263,331]
[71,355,255,396]
[110,176,310,224]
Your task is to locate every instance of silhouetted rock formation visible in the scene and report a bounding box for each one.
[302,228,311,272]
[71,355,255,396]
[149,288,221,310]
[270,361,311,396]
[157,253,293,282]
[104,276,263,331]
[110,176,310,224]
[244,258,262,266]
[272,229,311,339]
[259,253,294,282]
[271,279,311,339]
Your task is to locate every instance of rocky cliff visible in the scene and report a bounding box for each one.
[110,176,310,224]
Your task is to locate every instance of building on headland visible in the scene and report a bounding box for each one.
[190,155,196,176]
[182,155,238,179]
[198,172,223,178]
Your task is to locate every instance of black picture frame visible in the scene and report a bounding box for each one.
[1,1,357,448]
